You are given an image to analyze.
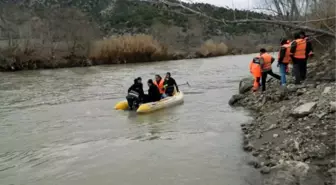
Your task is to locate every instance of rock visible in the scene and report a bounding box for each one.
[255,130,262,138]
[243,143,254,152]
[239,77,254,94]
[252,151,260,157]
[316,112,327,119]
[328,168,336,185]
[228,94,244,106]
[328,167,336,174]
[307,143,328,159]
[248,159,261,169]
[263,161,325,185]
[291,102,317,118]
[265,123,278,131]
[273,134,279,138]
[260,166,271,174]
[323,87,332,94]
[296,89,305,96]
[330,101,336,112]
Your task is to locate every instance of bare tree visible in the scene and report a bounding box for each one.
[150,0,336,37]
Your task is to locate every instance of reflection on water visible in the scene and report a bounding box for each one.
[0,54,262,185]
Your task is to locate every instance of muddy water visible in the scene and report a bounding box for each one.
[0,54,262,185]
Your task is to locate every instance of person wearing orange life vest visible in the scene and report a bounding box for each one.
[249,57,262,92]
[277,39,292,86]
[259,48,280,91]
[153,74,165,95]
[290,32,313,84]
[299,31,314,58]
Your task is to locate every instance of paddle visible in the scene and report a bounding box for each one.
[176,82,191,87]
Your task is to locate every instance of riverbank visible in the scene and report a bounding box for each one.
[229,52,336,185]
[0,34,275,72]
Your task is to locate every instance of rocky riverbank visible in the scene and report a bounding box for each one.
[229,52,335,185]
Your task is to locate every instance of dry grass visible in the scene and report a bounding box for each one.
[0,40,90,71]
[196,40,229,57]
[89,34,171,64]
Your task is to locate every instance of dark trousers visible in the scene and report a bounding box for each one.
[126,95,140,110]
[292,58,307,84]
[165,87,174,96]
[261,70,281,91]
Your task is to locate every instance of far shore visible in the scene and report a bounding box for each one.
[0,34,276,72]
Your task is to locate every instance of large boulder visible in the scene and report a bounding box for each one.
[228,94,244,106]
[330,101,336,112]
[291,102,317,118]
[239,77,254,94]
[263,161,324,185]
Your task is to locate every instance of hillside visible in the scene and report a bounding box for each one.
[3,0,270,34]
[0,0,281,71]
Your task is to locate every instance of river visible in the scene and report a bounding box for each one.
[0,54,262,185]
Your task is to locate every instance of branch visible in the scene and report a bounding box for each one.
[153,0,336,38]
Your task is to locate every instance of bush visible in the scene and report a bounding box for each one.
[196,40,229,57]
[89,34,170,64]
[0,40,91,71]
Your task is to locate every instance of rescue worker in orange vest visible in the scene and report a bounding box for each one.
[249,57,262,92]
[259,48,280,91]
[299,31,314,58]
[277,39,292,86]
[290,32,313,84]
[153,74,165,96]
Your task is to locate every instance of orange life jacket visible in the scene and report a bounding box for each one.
[153,79,164,94]
[249,57,261,78]
[278,43,291,64]
[293,38,307,59]
[260,53,273,70]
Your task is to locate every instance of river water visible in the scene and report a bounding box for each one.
[0,54,262,185]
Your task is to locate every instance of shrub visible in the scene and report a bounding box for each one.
[89,34,170,64]
[196,40,229,57]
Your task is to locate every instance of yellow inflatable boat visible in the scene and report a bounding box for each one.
[115,91,184,114]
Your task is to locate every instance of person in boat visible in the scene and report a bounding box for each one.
[126,77,144,110]
[153,74,165,98]
[164,72,179,96]
[143,79,162,103]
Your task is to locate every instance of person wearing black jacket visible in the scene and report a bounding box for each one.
[290,32,313,84]
[164,72,179,96]
[126,78,144,110]
[143,79,161,103]
[127,78,144,97]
